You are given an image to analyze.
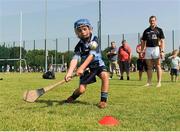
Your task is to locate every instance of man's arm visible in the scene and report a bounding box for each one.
[128,47,132,63]
[159,39,165,52]
[140,40,146,58]
[159,28,165,52]
[76,54,94,76]
[107,49,117,56]
[111,49,117,55]
[141,40,146,52]
[159,39,165,59]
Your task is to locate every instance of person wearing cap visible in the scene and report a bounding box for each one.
[64,19,109,109]
[141,15,165,87]
[118,40,132,80]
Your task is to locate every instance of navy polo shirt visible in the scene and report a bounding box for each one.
[142,26,165,47]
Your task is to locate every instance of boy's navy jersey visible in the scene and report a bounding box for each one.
[72,35,105,69]
[142,26,165,47]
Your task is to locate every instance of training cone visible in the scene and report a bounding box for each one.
[98,116,119,126]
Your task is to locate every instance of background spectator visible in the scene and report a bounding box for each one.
[118,40,132,80]
[107,41,120,79]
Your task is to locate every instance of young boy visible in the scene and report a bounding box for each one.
[168,49,180,82]
[64,19,109,108]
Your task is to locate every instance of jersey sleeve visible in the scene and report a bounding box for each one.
[159,28,165,39]
[72,43,81,60]
[142,29,147,41]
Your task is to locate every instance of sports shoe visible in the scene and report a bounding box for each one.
[127,76,130,80]
[64,96,75,103]
[98,101,107,109]
[119,76,123,80]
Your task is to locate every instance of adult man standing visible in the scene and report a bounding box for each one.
[141,16,165,87]
[107,41,120,79]
[118,40,132,80]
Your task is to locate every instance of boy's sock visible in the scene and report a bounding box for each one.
[101,92,108,102]
[71,91,81,100]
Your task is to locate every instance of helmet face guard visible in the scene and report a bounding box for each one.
[74,19,93,30]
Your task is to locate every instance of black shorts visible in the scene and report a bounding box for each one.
[80,66,108,85]
[137,59,147,71]
[119,61,130,72]
[170,69,179,76]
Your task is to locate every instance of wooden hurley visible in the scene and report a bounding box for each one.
[23,75,76,103]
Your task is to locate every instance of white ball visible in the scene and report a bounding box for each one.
[89,41,98,50]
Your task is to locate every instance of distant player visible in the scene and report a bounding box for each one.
[168,49,180,82]
[64,19,109,108]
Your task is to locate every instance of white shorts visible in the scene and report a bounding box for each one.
[145,46,160,59]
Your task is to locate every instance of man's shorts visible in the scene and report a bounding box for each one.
[119,61,130,72]
[137,59,147,72]
[80,66,108,85]
[145,46,160,59]
[170,68,179,76]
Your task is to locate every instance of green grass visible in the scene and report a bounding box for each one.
[0,72,180,131]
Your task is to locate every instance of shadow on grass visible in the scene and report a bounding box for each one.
[36,99,92,107]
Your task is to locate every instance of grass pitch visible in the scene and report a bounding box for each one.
[0,72,180,131]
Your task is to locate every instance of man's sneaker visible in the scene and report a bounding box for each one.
[127,76,130,80]
[64,96,75,103]
[119,76,123,80]
[98,101,107,109]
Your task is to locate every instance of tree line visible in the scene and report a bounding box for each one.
[0,45,73,71]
